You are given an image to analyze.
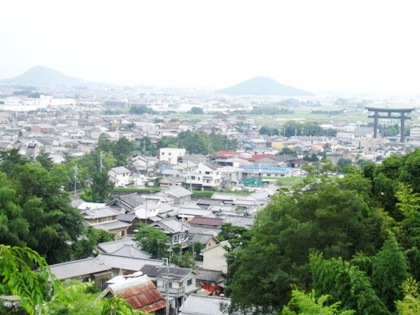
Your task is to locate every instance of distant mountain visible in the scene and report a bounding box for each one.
[216,76,314,96]
[1,66,89,86]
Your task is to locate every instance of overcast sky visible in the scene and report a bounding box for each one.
[1,0,419,94]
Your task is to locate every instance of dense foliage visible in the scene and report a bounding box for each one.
[228,149,420,314]
[259,121,337,137]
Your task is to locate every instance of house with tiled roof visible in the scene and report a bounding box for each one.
[82,206,130,239]
[105,274,166,314]
[141,264,198,307]
[162,185,193,205]
[149,217,190,246]
[189,217,224,229]
[108,166,132,187]
[107,193,145,213]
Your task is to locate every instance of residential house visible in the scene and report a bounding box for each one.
[108,193,145,213]
[189,217,224,230]
[97,237,151,259]
[190,234,219,251]
[82,206,130,239]
[49,257,113,287]
[30,123,55,134]
[219,166,244,189]
[162,186,193,205]
[105,274,166,314]
[149,218,190,247]
[195,269,226,296]
[141,264,197,307]
[158,147,186,165]
[241,165,292,178]
[185,163,222,190]
[202,241,230,274]
[108,166,132,187]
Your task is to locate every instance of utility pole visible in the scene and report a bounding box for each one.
[73,165,78,194]
[162,258,170,315]
[99,151,104,172]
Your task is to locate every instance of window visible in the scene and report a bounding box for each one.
[187,279,193,286]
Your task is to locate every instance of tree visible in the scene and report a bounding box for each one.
[395,277,420,315]
[0,148,29,176]
[171,252,196,268]
[278,289,355,315]
[218,223,250,250]
[113,137,134,166]
[277,147,297,157]
[0,245,146,315]
[83,171,115,203]
[189,106,204,114]
[372,233,410,311]
[36,149,54,171]
[9,164,85,263]
[229,176,388,313]
[100,295,146,315]
[336,158,352,173]
[71,226,114,259]
[309,252,389,315]
[134,222,170,259]
[0,173,29,247]
[0,245,60,315]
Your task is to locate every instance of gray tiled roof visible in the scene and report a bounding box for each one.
[195,268,225,283]
[49,257,112,280]
[111,244,151,259]
[83,207,118,220]
[223,215,254,228]
[164,185,193,198]
[110,166,131,174]
[96,254,164,271]
[94,220,131,231]
[141,264,194,281]
[98,236,138,253]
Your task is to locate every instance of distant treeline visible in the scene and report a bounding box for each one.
[259,121,337,137]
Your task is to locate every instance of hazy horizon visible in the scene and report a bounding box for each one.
[1,0,420,96]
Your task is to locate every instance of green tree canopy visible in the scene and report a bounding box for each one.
[134,222,170,259]
[229,175,388,313]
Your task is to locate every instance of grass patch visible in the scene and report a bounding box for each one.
[275,176,305,186]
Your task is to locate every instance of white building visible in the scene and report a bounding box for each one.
[185,163,222,190]
[108,166,132,187]
[158,147,186,165]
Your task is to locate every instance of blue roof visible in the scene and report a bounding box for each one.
[241,165,292,174]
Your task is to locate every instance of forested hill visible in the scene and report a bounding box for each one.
[215,76,315,96]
